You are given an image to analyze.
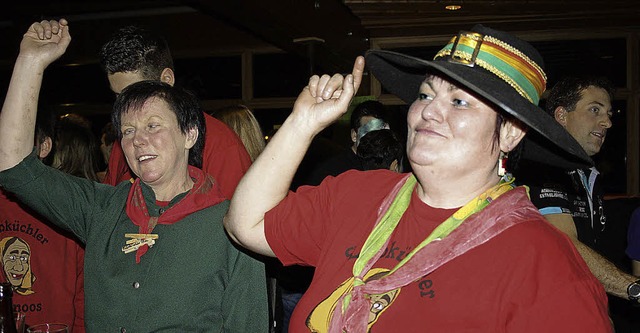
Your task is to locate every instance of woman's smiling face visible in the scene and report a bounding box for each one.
[119,97,195,189]
[406,75,501,175]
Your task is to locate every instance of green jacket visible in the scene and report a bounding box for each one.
[0,153,269,332]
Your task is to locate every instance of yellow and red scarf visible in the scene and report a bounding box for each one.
[329,174,533,332]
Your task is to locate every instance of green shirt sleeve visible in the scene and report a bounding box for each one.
[0,151,125,244]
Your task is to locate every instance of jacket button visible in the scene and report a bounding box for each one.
[133,281,140,289]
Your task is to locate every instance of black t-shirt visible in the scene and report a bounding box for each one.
[514,161,606,251]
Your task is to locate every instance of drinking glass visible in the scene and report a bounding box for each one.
[26,323,68,333]
[14,312,25,333]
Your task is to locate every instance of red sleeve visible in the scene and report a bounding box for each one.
[265,185,330,266]
[265,170,402,266]
[72,247,86,333]
[202,114,252,200]
[102,141,133,186]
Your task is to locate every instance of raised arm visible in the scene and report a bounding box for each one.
[0,19,71,171]
[224,56,365,256]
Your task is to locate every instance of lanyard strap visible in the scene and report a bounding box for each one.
[577,167,599,230]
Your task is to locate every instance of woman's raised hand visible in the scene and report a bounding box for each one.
[19,19,71,69]
[291,56,365,136]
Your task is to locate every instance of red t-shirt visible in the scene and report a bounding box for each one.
[0,190,85,332]
[265,170,612,333]
[103,113,251,200]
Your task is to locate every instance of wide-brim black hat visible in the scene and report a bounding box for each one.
[365,25,592,170]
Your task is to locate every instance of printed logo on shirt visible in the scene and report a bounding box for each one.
[344,242,438,299]
[0,220,49,245]
[573,200,587,208]
[13,303,42,313]
[539,188,568,200]
[345,241,412,262]
[306,268,399,332]
[417,276,435,299]
[0,236,35,295]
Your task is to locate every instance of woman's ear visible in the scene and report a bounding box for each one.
[160,68,175,87]
[350,128,358,146]
[185,127,198,149]
[389,159,399,173]
[37,136,53,160]
[499,119,527,153]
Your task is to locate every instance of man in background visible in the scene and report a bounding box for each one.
[306,99,389,186]
[514,76,640,304]
[357,129,404,172]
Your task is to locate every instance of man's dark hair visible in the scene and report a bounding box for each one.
[35,103,57,165]
[99,26,173,79]
[357,129,404,170]
[350,100,387,131]
[544,76,615,116]
[112,81,205,168]
[35,107,56,148]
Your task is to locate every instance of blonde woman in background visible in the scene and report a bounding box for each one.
[212,105,266,162]
[52,114,101,182]
[212,104,280,331]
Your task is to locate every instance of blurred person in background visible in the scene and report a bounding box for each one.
[97,122,117,182]
[52,114,101,182]
[0,107,85,331]
[211,105,266,162]
[306,100,389,186]
[356,129,404,172]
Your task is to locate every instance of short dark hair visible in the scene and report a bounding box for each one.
[99,26,173,80]
[544,76,615,116]
[350,100,387,131]
[112,81,205,169]
[357,129,404,170]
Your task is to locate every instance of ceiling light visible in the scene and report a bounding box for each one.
[445,0,463,10]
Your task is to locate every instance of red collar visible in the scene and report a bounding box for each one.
[125,166,225,263]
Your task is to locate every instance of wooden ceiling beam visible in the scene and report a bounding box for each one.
[184,0,370,74]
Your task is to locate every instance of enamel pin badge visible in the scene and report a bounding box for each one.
[122,233,159,254]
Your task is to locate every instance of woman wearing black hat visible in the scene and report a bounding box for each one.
[225,25,612,332]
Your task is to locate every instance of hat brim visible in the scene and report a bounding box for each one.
[365,49,593,170]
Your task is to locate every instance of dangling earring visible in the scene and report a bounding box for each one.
[498,151,508,177]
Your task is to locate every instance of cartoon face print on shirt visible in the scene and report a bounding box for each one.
[306,268,400,333]
[0,237,35,295]
[368,289,400,325]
